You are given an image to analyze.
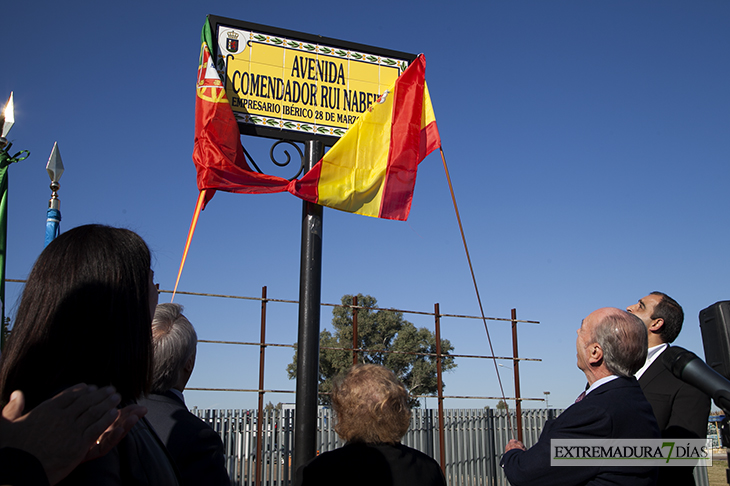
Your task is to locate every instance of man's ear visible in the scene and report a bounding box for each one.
[588,343,604,366]
[648,317,664,334]
[184,354,195,374]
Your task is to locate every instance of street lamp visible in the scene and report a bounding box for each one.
[0,92,30,350]
[0,93,14,147]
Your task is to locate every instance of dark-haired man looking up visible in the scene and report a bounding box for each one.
[628,292,711,486]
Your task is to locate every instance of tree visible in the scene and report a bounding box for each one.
[496,400,509,410]
[264,401,282,413]
[287,294,456,407]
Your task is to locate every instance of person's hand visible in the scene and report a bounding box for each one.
[0,383,145,485]
[505,439,526,452]
[83,402,147,462]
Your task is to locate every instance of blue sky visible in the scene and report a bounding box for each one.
[1,1,728,411]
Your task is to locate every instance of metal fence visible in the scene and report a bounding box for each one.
[193,407,561,486]
[193,406,711,486]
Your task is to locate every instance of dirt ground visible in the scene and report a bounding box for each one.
[708,460,727,486]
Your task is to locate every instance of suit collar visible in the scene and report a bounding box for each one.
[167,388,186,405]
[637,344,673,386]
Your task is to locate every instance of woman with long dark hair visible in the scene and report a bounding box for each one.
[0,224,179,485]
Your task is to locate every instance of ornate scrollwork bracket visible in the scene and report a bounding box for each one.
[242,139,306,181]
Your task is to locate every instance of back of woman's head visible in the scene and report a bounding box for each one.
[332,364,411,444]
[0,224,154,410]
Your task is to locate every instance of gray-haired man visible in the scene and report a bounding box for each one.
[140,303,230,486]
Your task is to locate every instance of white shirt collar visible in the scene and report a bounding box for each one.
[634,343,668,380]
[585,374,619,396]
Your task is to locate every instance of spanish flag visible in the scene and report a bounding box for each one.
[288,54,440,220]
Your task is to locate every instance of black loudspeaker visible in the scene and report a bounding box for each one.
[699,301,730,379]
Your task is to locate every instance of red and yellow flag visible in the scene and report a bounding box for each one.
[288,54,440,220]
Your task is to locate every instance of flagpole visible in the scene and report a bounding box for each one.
[44,142,64,248]
[293,139,324,477]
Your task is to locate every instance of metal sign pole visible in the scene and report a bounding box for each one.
[293,140,324,477]
[511,308,523,443]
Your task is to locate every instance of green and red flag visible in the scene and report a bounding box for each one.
[192,20,288,210]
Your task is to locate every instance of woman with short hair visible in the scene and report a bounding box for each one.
[299,364,446,486]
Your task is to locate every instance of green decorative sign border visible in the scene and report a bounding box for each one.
[208,15,417,146]
[247,32,409,73]
[223,30,409,138]
[235,112,348,137]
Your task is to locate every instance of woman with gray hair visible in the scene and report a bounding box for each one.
[298,364,446,486]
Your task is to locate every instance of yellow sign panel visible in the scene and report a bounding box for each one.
[214,23,412,141]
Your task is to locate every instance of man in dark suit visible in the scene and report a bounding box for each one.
[500,308,660,486]
[139,303,230,486]
[628,292,711,486]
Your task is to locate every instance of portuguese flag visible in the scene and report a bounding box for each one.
[192,20,440,220]
[193,20,288,209]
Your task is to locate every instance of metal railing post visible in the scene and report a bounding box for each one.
[435,303,446,472]
[255,286,267,486]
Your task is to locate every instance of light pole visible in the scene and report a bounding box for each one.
[543,391,550,409]
[0,92,29,350]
